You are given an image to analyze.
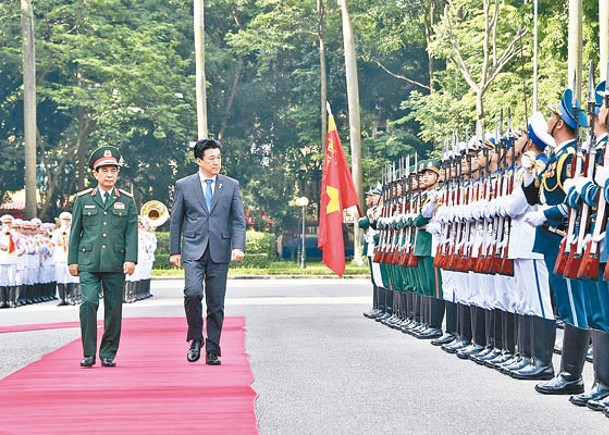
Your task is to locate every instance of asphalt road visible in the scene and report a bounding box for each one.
[1,278,607,434]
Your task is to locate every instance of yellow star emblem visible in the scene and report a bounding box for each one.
[326,186,339,213]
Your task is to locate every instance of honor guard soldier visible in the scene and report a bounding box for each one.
[496,113,556,380]
[52,212,80,306]
[0,214,16,308]
[11,219,26,307]
[563,80,609,410]
[361,184,384,319]
[68,146,138,368]
[522,88,591,396]
[412,159,444,339]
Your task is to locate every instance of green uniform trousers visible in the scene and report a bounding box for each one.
[79,271,125,360]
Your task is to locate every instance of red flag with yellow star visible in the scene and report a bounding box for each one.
[318,111,360,276]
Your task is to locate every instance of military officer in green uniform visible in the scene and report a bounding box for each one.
[68,146,138,368]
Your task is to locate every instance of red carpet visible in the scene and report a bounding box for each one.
[0,317,258,434]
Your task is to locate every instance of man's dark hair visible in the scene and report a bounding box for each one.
[193,138,222,160]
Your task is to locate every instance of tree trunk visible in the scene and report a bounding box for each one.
[339,0,363,265]
[339,0,362,209]
[318,0,327,148]
[600,0,609,80]
[568,0,583,100]
[76,111,92,191]
[423,2,435,92]
[194,0,208,139]
[476,91,485,127]
[21,0,37,219]
[218,58,243,141]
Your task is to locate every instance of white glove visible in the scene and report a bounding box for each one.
[595,165,609,187]
[421,200,436,219]
[427,222,442,236]
[523,210,547,227]
[562,177,575,193]
[571,176,591,194]
[497,204,508,218]
[521,153,533,170]
[522,170,535,187]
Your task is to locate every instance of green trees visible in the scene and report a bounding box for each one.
[0,0,604,230]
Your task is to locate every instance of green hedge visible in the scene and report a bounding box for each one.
[152,230,276,270]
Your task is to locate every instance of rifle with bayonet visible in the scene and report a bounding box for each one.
[579,59,609,279]
[555,72,583,275]
[373,164,391,263]
[395,157,409,266]
[406,153,420,268]
[443,134,461,271]
[498,110,516,276]
[490,111,515,276]
[434,138,453,269]
[563,62,596,279]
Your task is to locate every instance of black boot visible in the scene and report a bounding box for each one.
[535,323,589,395]
[417,297,444,339]
[471,308,496,363]
[0,287,7,309]
[363,285,379,318]
[570,329,609,406]
[511,316,555,380]
[413,295,432,336]
[443,303,471,354]
[457,306,486,359]
[403,293,421,334]
[487,310,515,367]
[8,286,18,308]
[400,292,417,332]
[57,284,68,306]
[501,314,532,374]
[432,300,456,346]
[376,288,392,322]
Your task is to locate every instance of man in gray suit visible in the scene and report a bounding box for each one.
[169,139,246,365]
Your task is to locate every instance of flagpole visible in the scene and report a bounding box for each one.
[326,102,363,267]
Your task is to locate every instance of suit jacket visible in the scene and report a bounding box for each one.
[68,187,138,272]
[169,173,246,263]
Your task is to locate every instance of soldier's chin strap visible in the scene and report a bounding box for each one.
[549,117,561,138]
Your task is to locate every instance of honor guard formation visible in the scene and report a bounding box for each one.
[0,207,159,309]
[360,64,609,417]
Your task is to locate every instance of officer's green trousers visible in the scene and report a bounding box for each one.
[79,271,125,360]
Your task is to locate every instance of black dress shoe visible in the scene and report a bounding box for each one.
[206,352,221,365]
[187,340,202,362]
[101,358,116,367]
[80,356,95,367]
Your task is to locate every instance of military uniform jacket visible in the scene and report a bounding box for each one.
[523,140,576,253]
[68,187,138,273]
[523,139,576,227]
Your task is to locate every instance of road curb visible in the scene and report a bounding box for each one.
[152,275,370,280]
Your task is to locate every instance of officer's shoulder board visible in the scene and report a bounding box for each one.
[76,188,93,197]
[118,189,134,198]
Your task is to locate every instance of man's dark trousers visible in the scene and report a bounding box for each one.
[183,248,229,356]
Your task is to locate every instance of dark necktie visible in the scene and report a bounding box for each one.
[104,191,110,204]
[205,179,213,210]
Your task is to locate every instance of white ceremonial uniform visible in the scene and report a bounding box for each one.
[504,170,553,319]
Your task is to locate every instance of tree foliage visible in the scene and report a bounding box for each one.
[0,0,604,233]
